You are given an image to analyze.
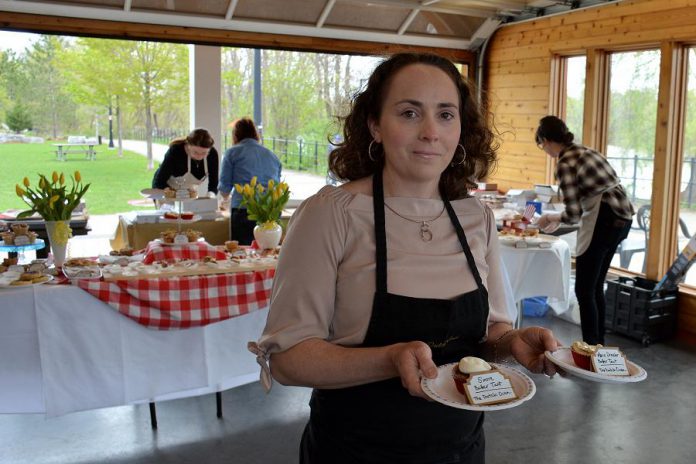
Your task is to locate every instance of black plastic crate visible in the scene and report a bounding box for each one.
[604,276,678,346]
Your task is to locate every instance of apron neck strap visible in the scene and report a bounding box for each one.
[372,172,388,293]
[444,200,486,293]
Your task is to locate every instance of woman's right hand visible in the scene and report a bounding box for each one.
[388,341,438,399]
[536,212,561,233]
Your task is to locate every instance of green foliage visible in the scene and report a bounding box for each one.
[24,35,79,137]
[565,96,584,141]
[6,103,32,132]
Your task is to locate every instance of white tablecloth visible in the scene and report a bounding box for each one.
[0,285,267,417]
[499,239,572,316]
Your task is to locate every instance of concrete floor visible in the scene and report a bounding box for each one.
[2,314,695,464]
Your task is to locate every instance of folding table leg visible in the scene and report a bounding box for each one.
[149,402,158,429]
[216,392,223,418]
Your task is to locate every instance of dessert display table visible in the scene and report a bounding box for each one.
[0,284,269,417]
[499,239,572,326]
[110,213,230,250]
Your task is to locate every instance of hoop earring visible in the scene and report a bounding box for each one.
[450,144,467,167]
[368,140,380,163]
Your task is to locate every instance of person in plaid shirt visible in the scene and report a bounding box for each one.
[535,116,634,345]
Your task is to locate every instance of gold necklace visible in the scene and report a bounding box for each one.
[383,201,446,242]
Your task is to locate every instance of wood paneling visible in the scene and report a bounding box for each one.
[485,0,696,342]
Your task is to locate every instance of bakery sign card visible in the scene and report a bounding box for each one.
[464,370,518,405]
[591,347,630,376]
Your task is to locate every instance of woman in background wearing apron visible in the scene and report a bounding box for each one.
[536,116,634,345]
[249,54,560,464]
[152,127,219,197]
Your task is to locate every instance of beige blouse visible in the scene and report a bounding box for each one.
[251,186,513,387]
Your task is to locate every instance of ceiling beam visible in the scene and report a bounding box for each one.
[397,9,419,35]
[338,0,494,19]
[0,1,472,50]
[316,0,336,28]
[225,0,239,20]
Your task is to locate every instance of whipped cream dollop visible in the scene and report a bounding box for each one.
[458,356,491,374]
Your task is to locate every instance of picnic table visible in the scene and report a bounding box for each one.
[53,143,97,161]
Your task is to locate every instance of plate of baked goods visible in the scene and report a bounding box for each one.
[154,237,205,246]
[0,273,53,288]
[421,358,536,411]
[544,343,647,384]
[63,266,102,280]
[497,233,558,247]
[161,212,201,222]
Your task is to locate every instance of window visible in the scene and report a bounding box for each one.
[679,48,696,285]
[564,56,586,140]
[606,50,660,272]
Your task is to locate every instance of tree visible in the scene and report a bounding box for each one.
[60,37,134,156]
[111,41,188,169]
[6,103,32,132]
[24,35,78,137]
[222,48,254,130]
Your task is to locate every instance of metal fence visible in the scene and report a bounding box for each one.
[608,155,696,208]
[262,137,334,176]
[124,129,334,176]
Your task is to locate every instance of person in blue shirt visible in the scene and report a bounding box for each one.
[218,118,282,245]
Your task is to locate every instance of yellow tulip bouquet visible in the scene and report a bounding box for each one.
[234,177,290,229]
[15,171,90,221]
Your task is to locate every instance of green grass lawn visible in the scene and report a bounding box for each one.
[1,142,157,215]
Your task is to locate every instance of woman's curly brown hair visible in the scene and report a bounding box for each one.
[329,53,498,200]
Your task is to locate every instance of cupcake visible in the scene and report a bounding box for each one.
[570,341,601,371]
[184,229,202,242]
[225,240,239,252]
[1,231,15,245]
[452,356,492,395]
[11,223,29,235]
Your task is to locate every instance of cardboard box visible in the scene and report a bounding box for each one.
[174,198,218,214]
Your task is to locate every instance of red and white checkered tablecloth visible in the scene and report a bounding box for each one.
[76,269,275,329]
[142,241,227,264]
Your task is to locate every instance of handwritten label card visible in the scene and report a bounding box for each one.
[591,347,630,376]
[13,235,30,246]
[174,234,189,244]
[464,370,518,406]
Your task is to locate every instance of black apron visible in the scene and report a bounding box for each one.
[300,172,490,464]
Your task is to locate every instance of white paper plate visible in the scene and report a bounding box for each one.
[497,234,559,246]
[98,254,145,264]
[544,347,647,384]
[0,274,53,288]
[421,362,536,411]
[63,266,102,280]
[140,188,165,199]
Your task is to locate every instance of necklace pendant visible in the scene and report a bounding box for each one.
[420,222,433,242]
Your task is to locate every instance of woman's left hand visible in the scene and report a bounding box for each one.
[509,327,561,377]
